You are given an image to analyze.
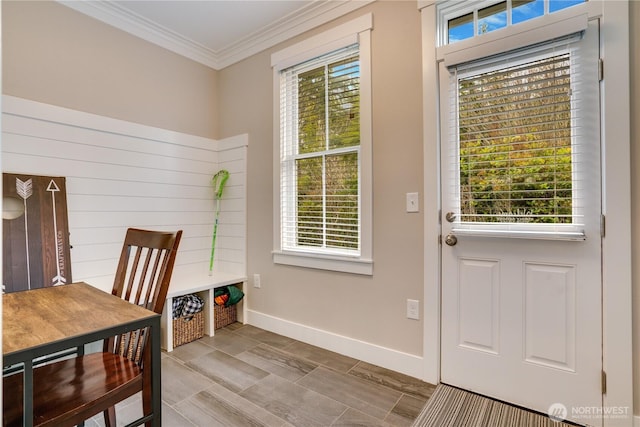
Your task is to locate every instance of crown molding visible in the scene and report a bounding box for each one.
[57,0,375,70]
[58,1,220,68]
[214,0,374,69]
[417,0,437,10]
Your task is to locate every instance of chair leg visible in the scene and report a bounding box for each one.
[142,386,153,427]
[103,406,116,427]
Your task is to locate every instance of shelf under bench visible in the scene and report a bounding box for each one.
[161,270,247,352]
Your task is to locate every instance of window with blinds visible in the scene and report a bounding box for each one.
[279,44,361,255]
[450,40,586,232]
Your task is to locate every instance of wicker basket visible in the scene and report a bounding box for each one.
[214,303,237,329]
[173,310,205,347]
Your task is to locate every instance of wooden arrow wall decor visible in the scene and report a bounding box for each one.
[3,173,72,293]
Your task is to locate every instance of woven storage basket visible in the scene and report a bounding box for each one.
[214,303,237,329]
[173,310,205,347]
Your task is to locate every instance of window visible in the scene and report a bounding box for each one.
[272,14,373,275]
[443,0,586,45]
[439,1,598,240]
[456,49,575,225]
[281,46,360,252]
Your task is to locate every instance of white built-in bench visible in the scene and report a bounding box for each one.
[161,270,247,352]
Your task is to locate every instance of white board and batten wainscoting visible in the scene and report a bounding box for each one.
[1,95,248,350]
[1,95,425,379]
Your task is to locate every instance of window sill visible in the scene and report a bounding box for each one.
[272,250,373,275]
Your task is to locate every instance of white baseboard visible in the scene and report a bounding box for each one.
[245,309,425,380]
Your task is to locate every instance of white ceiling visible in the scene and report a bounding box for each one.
[59,0,373,70]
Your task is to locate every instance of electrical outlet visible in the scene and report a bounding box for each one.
[407,299,420,320]
[253,273,261,288]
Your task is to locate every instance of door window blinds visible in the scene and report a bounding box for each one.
[447,35,593,238]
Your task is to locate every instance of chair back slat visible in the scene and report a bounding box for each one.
[142,250,164,306]
[132,248,150,305]
[126,247,143,304]
[115,328,146,364]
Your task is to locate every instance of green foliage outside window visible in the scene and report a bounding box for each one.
[458,53,573,224]
[295,53,360,249]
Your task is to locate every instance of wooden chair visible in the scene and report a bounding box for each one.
[3,228,183,427]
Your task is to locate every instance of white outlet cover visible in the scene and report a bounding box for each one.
[407,299,420,320]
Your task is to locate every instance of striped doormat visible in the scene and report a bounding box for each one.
[412,384,578,427]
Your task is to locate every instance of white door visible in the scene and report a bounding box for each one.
[440,22,602,426]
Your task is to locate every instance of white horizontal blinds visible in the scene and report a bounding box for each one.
[280,44,361,255]
[450,35,585,228]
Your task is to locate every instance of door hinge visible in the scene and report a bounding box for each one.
[601,214,606,238]
[602,370,607,395]
[598,58,604,82]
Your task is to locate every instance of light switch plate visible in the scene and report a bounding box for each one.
[406,192,419,213]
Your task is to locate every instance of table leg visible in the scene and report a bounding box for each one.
[23,359,33,427]
[151,318,162,427]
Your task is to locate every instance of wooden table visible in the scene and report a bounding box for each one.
[3,282,162,427]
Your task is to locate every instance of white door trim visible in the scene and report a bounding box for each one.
[420,1,633,425]
[597,1,633,424]
[420,0,441,385]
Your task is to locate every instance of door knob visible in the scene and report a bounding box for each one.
[445,212,456,223]
[444,234,457,246]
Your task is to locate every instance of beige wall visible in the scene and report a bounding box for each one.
[2,0,218,139]
[218,0,425,355]
[631,0,640,416]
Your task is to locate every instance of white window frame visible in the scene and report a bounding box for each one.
[271,13,373,275]
[420,0,632,422]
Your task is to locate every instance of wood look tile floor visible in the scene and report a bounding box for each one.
[85,323,436,427]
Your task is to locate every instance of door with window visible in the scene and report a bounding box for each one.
[440,20,602,426]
